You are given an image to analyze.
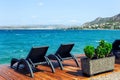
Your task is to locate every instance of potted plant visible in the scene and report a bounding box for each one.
[81,40,115,76]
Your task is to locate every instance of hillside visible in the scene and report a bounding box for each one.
[81,13,120,29]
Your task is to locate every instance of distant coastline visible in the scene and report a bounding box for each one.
[1,15,120,30]
[0,25,120,30]
[0,27,120,30]
[0,13,120,30]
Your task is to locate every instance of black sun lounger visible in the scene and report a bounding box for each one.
[48,43,80,70]
[10,46,55,78]
[112,40,120,59]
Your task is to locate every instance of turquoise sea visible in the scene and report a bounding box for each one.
[0,30,120,64]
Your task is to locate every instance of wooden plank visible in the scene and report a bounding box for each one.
[0,55,119,80]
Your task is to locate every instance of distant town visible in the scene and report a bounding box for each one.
[67,13,120,30]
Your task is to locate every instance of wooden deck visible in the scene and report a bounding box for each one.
[0,55,120,80]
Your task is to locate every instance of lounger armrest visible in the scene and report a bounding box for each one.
[17,58,34,77]
[57,54,63,61]
[10,58,19,68]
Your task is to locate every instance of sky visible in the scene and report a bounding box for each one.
[0,0,120,26]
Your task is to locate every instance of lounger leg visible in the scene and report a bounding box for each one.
[48,54,64,70]
[10,58,19,68]
[45,56,55,73]
[28,59,35,67]
[53,55,63,70]
[71,55,80,67]
[55,56,64,70]
[17,59,34,78]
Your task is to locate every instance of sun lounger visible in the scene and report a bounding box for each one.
[48,43,80,70]
[10,46,55,77]
[112,40,120,58]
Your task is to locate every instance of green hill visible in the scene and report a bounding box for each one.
[82,13,120,29]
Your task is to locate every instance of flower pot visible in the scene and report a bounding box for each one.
[81,56,115,76]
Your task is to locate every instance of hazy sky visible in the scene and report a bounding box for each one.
[0,0,120,26]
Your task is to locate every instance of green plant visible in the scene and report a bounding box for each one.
[84,40,112,59]
[95,40,112,58]
[84,45,95,59]
[95,46,106,58]
[103,42,112,56]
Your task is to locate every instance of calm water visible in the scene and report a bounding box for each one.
[0,30,120,64]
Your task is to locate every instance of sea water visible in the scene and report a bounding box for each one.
[0,30,120,64]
